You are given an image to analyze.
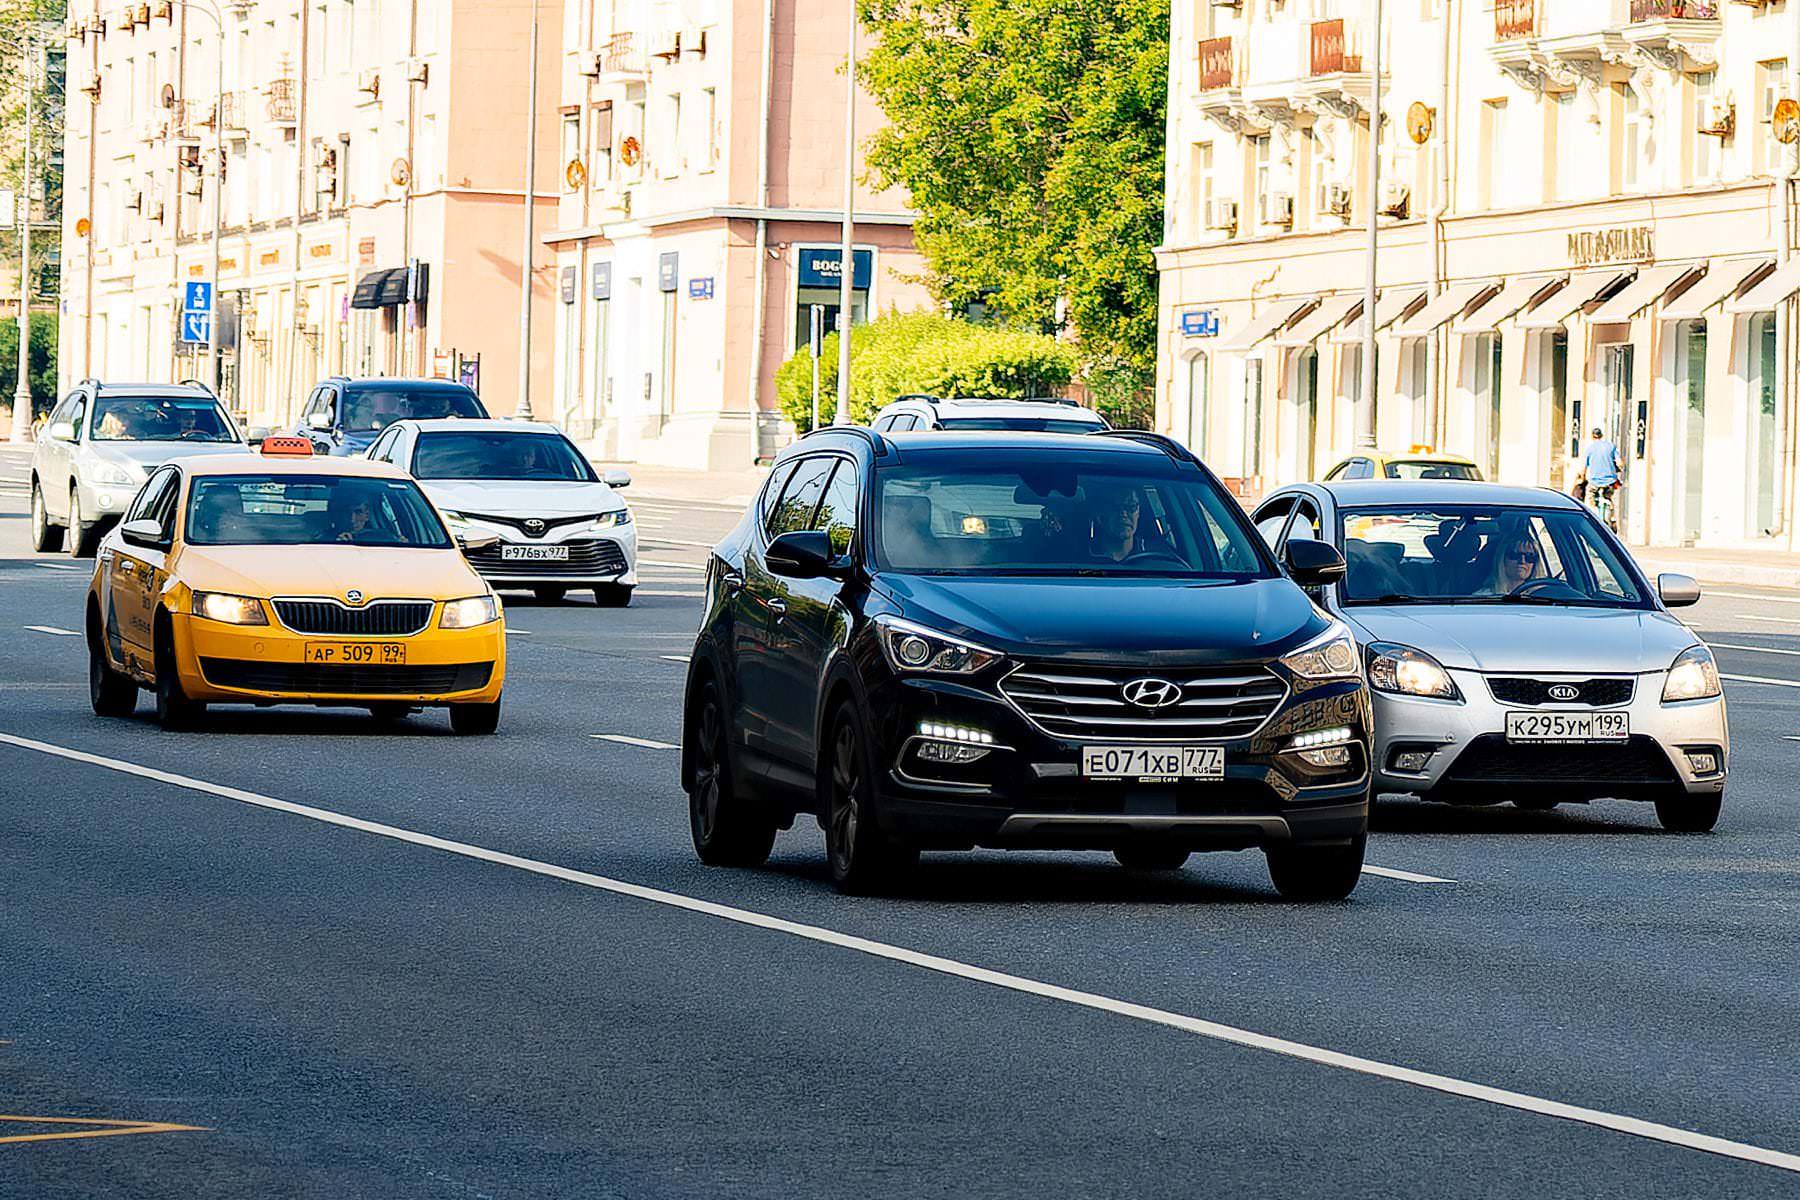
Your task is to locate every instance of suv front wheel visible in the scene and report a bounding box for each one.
[823,705,917,893]
[1265,833,1365,902]
[687,678,776,866]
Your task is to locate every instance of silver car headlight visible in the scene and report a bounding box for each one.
[88,460,139,486]
[441,594,501,629]
[192,591,268,625]
[1662,644,1721,702]
[874,614,1002,675]
[1279,625,1359,681]
[1367,641,1461,701]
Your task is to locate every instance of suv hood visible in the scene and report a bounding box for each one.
[1342,604,1696,674]
[175,543,484,603]
[880,575,1325,666]
[422,479,624,516]
[90,441,246,471]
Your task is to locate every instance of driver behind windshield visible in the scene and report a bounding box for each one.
[1087,482,1143,563]
[1482,527,1546,595]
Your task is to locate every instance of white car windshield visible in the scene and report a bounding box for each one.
[412,432,597,482]
[1340,505,1648,608]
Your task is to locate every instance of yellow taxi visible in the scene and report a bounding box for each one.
[83,437,508,733]
[1319,446,1483,482]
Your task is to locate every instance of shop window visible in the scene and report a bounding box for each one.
[1473,332,1502,479]
[1295,347,1319,481]
[1243,357,1265,480]
[1674,322,1707,543]
[1186,354,1210,457]
[1748,313,1779,536]
[1404,337,1428,445]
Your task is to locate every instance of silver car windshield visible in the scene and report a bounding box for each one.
[1340,506,1648,608]
[91,396,237,442]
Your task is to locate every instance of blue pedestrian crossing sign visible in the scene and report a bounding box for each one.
[180,311,212,344]
[183,281,214,314]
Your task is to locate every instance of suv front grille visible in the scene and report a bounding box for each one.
[272,598,434,636]
[1487,676,1635,707]
[1001,662,1287,742]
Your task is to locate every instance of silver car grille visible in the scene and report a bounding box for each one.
[1000,662,1288,742]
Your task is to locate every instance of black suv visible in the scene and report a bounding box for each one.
[681,428,1373,898]
[285,376,488,456]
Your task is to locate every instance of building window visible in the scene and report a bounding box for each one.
[660,93,683,178]
[700,87,718,171]
[1620,83,1643,192]
[590,102,613,184]
[1760,60,1789,177]
[1554,91,1580,201]
[1692,70,1718,183]
[561,111,581,191]
[1249,135,1271,230]
[1190,141,1214,236]
[1243,357,1265,480]
[1404,337,1428,444]
[1481,99,1507,208]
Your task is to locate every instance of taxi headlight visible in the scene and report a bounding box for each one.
[192,591,268,625]
[1367,641,1461,700]
[1279,626,1359,680]
[88,460,139,486]
[441,594,500,629]
[874,614,1002,675]
[1662,644,1721,702]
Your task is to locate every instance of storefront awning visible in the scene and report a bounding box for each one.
[1726,256,1800,314]
[351,266,410,309]
[1333,287,1427,343]
[1663,259,1774,320]
[1587,264,1703,323]
[1451,274,1565,334]
[1274,294,1362,347]
[1218,297,1317,351]
[1391,280,1498,338]
[1515,268,1634,329]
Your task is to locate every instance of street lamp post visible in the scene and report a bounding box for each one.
[1356,0,1383,450]
[833,1,856,425]
[175,0,228,397]
[10,27,36,443]
[516,0,541,419]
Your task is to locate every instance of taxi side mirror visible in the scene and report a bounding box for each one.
[457,532,500,554]
[120,518,169,550]
[246,425,272,447]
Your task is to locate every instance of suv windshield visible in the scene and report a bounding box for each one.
[91,396,236,442]
[413,432,596,481]
[341,386,486,432]
[938,416,1106,435]
[1341,505,1647,607]
[874,459,1273,578]
[186,474,454,548]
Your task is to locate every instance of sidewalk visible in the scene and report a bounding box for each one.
[593,459,769,509]
[1631,545,1800,592]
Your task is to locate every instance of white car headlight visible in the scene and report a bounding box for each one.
[440,594,501,629]
[590,509,631,528]
[874,614,1002,675]
[1279,625,1359,681]
[1662,644,1721,702]
[1367,641,1461,700]
[192,590,268,625]
[88,460,139,486]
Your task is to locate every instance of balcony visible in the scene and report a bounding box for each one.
[266,78,296,125]
[1292,19,1370,119]
[598,32,647,84]
[1494,0,1536,41]
[1623,0,1721,69]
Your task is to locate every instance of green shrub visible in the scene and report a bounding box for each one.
[0,313,58,421]
[774,311,1079,432]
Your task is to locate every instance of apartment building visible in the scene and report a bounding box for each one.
[1158,0,1800,550]
[541,0,931,468]
[56,0,562,425]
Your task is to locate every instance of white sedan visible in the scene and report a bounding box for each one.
[366,418,638,606]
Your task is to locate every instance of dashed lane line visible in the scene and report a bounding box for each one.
[1359,865,1454,885]
[23,625,79,637]
[1722,674,1800,690]
[0,731,1793,1178]
[639,590,703,598]
[33,563,81,572]
[660,654,691,664]
[589,733,679,749]
[638,536,716,549]
[1709,642,1800,658]
[1735,614,1800,627]
[1709,590,1800,605]
[641,560,705,571]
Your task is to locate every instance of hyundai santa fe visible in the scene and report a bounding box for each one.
[681,428,1373,899]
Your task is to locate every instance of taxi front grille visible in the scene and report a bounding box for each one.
[272,598,433,636]
[200,659,492,695]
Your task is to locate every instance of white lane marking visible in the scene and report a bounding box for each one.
[0,732,1795,1178]
[638,536,715,549]
[589,733,679,749]
[504,628,531,636]
[1709,590,1800,605]
[1783,737,1800,743]
[1359,864,1454,884]
[642,559,704,571]
[1722,673,1800,690]
[660,654,691,664]
[23,625,80,637]
[1709,641,1800,658]
[34,563,81,572]
[1735,614,1800,627]
[639,590,703,598]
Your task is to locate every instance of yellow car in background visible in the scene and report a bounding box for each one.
[83,438,508,733]
[1320,447,1483,482]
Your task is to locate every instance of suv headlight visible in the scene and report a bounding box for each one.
[1279,625,1359,680]
[1367,641,1461,700]
[192,591,268,625]
[874,615,1002,675]
[441,594,501,629]
[88,460,139,486]
[1662,644,1721,702]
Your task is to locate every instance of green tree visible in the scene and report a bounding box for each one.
[858,0,1167,425]
[0,311,58,420]
[774,311,1077,432]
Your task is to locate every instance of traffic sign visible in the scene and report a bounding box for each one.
[183,281,214,313]
[180,311,212,344]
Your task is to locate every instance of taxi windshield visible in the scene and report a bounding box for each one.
[185,474,454,548]
[1384,460,1480,481]
[92,396,237,443]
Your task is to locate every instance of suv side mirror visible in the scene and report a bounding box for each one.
[306,410,334,431]
[766,530,843,580]
[1283,537,1346,588]
[1657,572,1701,608]
[47,420,76,441]
[601,469,631,489]
[119,518,168,550]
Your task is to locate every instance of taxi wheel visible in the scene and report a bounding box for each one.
[532,586,567,603]
[594,585,633,608]
[1113,845,1191,871]
[31,482,64,553]
[687,678,776,867]
[153,622,205,730]
[1266,833,1365,902]
[67,491,97,558]
[1654,791,1722,834]
[449,698,501,735]
[87,626,137,717]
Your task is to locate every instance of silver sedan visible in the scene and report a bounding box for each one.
[1252,480,1727,832]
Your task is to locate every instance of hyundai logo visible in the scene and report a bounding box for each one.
[523,518,546,536]
[1122,678,1183,709]
[1548,683,1581,702]
[345,589,364,606]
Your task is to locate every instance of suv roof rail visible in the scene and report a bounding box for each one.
[1020,395,1081,407]
[76,377,101,391]
[799,423,891,458]
[178,378,215,392]
[1089,429,1199,465]
[895,393,939,405]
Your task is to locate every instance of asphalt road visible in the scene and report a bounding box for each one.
[3,443,1799,1199]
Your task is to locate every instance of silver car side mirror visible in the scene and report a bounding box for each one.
[1657,572,1701,609]
[47,421,76,441]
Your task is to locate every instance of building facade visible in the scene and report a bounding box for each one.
[57,0,563,425]
[1158,0,1800,550]
[541,0,932,468]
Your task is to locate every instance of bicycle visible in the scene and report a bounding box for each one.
[1588,481,1621,533]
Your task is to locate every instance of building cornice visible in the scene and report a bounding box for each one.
[540,206,919,246]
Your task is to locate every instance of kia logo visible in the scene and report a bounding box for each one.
[345,589,364,605]
[1122,678,1183,709]
[523,518,546,536]
[1548,683,1581,702]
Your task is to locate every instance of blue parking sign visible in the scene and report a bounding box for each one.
[183,281,214,314]
[180,311,212,344]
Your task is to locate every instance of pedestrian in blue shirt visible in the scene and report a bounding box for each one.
[1578,427,1623,530]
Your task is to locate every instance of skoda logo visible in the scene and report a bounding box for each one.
[345,589,364,606]
[1548,683,1581,702]
[523,518,546,536]
[1122,678,1182,709]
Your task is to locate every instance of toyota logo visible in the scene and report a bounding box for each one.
[523,518,546,536]
[1547,683,1581,702]
[345,589,364,606]
[1122,678,1183,709]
